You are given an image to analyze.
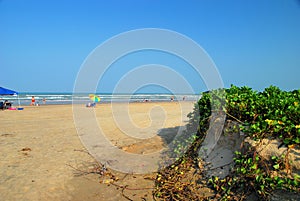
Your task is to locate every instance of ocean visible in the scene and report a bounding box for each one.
[0,93,201,106]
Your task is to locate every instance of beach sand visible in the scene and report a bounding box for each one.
[0,101,196,201]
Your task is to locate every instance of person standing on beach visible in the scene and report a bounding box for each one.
[43,98,46,104]
[31,96,35,106]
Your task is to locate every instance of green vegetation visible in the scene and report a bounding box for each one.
[208,150,299,200]
[154,85,300,200]
[199,85,300,145]
[226,85,300,145]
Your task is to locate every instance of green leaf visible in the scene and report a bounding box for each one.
[273,164,280,170]
[251,163,257,170]
[293,137,300,144]
[277,179,284,185]
[241,167,247,174]
[283,138,291,145]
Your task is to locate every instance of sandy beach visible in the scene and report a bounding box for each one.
[0,101,195,201]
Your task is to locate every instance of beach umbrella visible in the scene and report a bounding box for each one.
[0,87,18,95]
[0,87,20,107]
[89,94,101,103]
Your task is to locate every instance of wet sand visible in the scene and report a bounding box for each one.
[0,101,195,201]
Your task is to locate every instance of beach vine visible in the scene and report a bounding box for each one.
[153,85,300,200]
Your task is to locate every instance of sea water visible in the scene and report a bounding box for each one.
[1,93,201,106]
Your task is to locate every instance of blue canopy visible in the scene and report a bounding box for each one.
[0,87,18,95]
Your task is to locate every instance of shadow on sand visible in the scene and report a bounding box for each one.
[157,126,186,145]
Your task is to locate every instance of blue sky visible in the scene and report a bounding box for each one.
[1,0,300,93]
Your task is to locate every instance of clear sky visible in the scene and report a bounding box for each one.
[1,0,300,93]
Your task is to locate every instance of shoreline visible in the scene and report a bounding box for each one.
[1,93,200,107]
[10,100,197,107]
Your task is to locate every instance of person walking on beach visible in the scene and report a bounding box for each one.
[43,98,46,104]
[31,96,35,106]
